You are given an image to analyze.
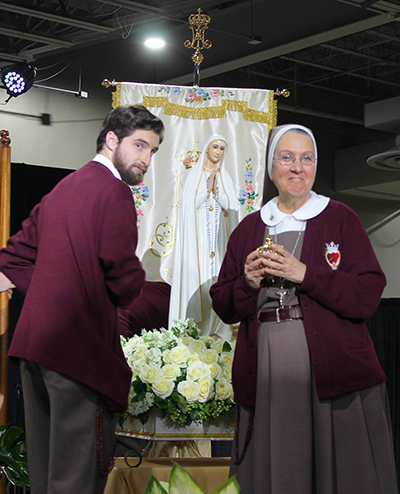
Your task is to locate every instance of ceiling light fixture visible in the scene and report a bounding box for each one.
[1,62,36,97]
[144,38,165,49]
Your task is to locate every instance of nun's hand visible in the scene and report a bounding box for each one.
[262,244,306,284]
[244,249,268,289]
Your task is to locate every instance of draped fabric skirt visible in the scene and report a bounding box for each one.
[230,320,398,494]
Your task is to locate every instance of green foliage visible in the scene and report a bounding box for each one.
[145,475,169,494]
[145,463,240,494]
[0,424,30,489]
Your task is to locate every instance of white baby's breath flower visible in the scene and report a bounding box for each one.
[139,364,161,384]
[128,391,155,416]
[148,347,163,366]
[203,348,219,364]
[211,339,225,354]
[162,363,181,380]
[177,380,200,403]
[169,345,191,367]
[152,377,175,399]
[198,376,215,403]
[209,362,223,380]
[215,379,233,400]
[186,360,211,382]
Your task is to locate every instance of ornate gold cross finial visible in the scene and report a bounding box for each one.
[184,8,212,66]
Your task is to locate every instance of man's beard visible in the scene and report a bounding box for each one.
[113,149,145,186]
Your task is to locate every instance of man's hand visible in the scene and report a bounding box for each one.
[0,271,16,294]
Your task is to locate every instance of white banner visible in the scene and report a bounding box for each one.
[114,82,276,290]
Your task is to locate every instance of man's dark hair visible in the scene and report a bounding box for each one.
[96,104,165,153]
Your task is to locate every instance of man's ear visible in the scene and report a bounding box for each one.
[105,131,119,152]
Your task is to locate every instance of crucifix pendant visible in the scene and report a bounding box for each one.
[275,287,289,308]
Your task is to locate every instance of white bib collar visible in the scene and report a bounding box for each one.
[260,191,330,229]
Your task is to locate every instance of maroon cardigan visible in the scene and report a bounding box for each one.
[210,199,387,406]
[0,161,145,412]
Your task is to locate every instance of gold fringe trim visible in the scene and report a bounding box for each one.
[139,95,277,125]
[112,83,122,108]
[270,90,278,128]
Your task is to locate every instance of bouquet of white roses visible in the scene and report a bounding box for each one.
[121,319,236,427]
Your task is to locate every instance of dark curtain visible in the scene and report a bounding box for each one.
[7,163,73,428]
[366,298,400,487]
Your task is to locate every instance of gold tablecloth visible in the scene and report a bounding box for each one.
[104,457,231,494]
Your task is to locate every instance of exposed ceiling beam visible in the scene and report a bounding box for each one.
[94,0,163,14]
[0,27,75,48]
[282,55,400,88]
[320,42,400,69]
[0,2,116,33]
[165,13,400,84]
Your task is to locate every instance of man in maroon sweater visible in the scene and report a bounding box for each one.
[0,105,164,494]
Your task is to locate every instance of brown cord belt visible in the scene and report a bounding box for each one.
[259,305,303,324]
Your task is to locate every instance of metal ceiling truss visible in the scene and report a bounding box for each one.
[0,0,399,105]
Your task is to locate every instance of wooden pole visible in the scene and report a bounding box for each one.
[0,130,11,428]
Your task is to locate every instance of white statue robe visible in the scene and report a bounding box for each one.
[169,140,238,340]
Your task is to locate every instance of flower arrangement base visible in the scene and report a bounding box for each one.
[116,410,234,442]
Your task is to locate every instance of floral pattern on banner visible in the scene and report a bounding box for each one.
[120,319,236,427]
[157,86,235,104]
[131,182,149,227]
[238,157,258,213]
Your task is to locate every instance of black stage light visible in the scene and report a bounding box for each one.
[1,63,36,97]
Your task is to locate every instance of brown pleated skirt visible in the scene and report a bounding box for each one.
[230,319,398,494]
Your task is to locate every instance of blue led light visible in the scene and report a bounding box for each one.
[1,63,35,97]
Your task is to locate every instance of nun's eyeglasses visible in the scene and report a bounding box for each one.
[274,153,315,165]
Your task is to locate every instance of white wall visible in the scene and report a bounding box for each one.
[0,86,112,169]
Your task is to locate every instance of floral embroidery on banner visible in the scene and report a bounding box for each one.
[131,182,149,227]
[157,86,234,104]
[238,157,258,213]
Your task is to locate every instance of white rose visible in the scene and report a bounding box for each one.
[211,339,225,354]
[188,354,203,364]
[186,360,211,382]
[181,336,191,346]
[163,349,172,364]
[131,358,147,377]
[162,363,181,380]
[134,345,149,360]
[139,364,161,384]
[215,379,233,400]
[200,336,215,348]
[177,380,200,403]
[203,349,219,364]
[169,345,191,367]
[152,377,175,399]
[209,362,223,380]
[187,338,206,356]
[219,352,234,368]
[198,376,215,403]
[222,365,232,381]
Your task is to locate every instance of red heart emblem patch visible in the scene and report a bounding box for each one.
[327,252,339,265]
